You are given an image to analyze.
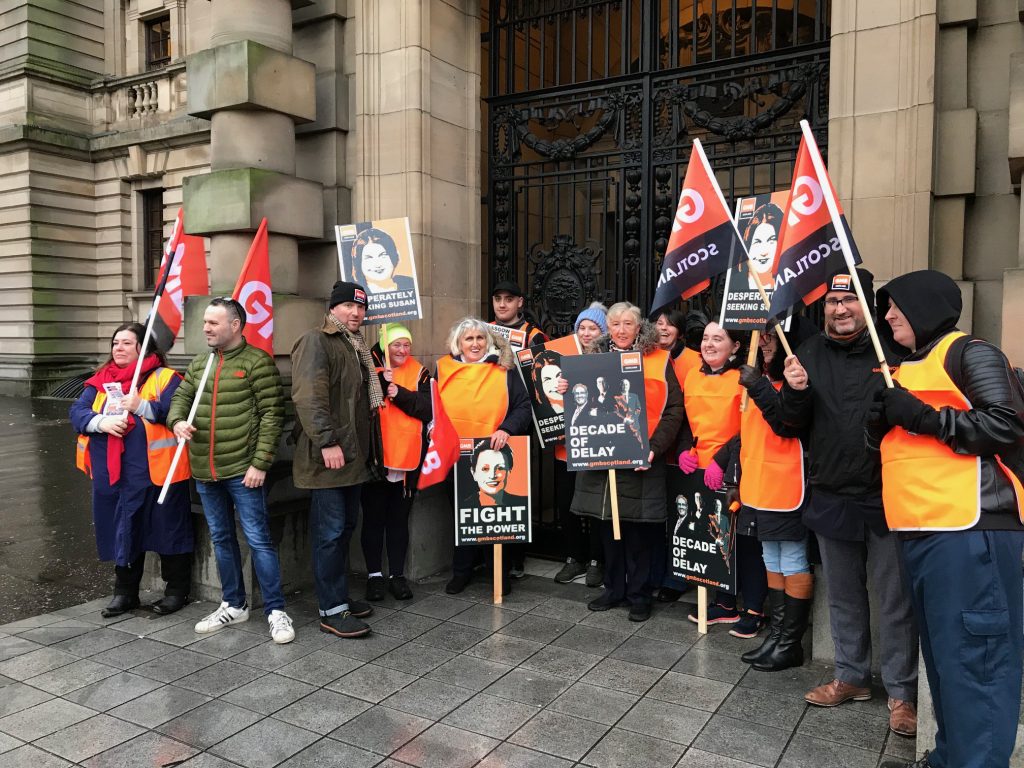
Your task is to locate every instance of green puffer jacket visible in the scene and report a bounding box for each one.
[167,340,284,482]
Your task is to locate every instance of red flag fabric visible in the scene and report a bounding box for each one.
[232,218,274,356]
[150,208,209,353]
[418,380,461,490]
[767,134,861,317]
[651,140,746,312]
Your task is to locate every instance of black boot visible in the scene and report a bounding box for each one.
[742,588,784,665]
[752,594,809,672]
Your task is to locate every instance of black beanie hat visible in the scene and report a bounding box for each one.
[330,281,368,308]
[825,266,875,315]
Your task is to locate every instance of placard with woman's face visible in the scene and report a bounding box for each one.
[335,217,422,324]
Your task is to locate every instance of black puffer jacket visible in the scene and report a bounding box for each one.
[571,321,685,524]
[875,270,1024,529]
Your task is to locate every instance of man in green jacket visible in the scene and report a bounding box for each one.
[291,281,381,638]
[168,297,294,644]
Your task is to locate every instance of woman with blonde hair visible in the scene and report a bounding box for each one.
[436,317,532,594]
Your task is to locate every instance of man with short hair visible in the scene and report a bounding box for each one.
[168,297,294,644]
[491,281,547,348]
[779,269,918,738]
[291,281,380,638]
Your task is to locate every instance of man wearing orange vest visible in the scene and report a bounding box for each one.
[871,270,1024,768]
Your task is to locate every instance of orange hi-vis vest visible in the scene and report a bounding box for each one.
[881,331,1024,531]
[672,347,701,393]
[643,349,670,438]
[75,367,191,486]
[377,357,426,471]
[436,356,509,439]
[683,366,742,467]
[739,380,804,512]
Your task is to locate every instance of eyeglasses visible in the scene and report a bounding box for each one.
[823,296,859,309]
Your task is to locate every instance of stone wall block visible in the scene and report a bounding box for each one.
[854,25,901,115]
[1008,52,1024,184]
[964,193,1022,280]
[938,0,978,27]
[1001,268,1024,364]
[183,168,324,239]
[187,40,316,123]
[931,196,967,278]
[937,27,968,110]
[934,108,977,196]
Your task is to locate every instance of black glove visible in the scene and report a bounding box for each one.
[864,396,891,449]
[880,384,940,435]
[738,364,761,389]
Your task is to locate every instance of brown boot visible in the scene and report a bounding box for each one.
[888,697,917,737]
[804,678,871,707]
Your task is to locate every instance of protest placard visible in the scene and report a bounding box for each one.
[453,436,532,546]
[516,334,582,445]
[487,323,528,350]
[560,351,650,472]
[335,217,422,324]
[669,473,737,594]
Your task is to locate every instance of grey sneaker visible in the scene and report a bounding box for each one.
[585,560,603,588]
[554,558,587,584]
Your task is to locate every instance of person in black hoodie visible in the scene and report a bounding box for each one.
[778,268,919,739]
[872,270,1024,768]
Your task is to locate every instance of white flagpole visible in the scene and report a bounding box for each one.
[692,139,794,356]
[798,120,894,388]
[158,351,214,504]
[128,294,161,396]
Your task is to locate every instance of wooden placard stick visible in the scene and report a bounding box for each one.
[740,330,760,413]
[697,585,709,635]
[608,470,621,540]
[493,544,503,605]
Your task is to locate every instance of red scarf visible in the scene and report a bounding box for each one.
[85,354,161,485]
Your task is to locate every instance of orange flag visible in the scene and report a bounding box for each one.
[418,380,461,490]
[232,218,274,356]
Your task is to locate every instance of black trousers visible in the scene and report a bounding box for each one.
[555,460,601,563]
[715,533,768,613]
[360,481,412,576]
[114,552,191,597]
[600,519,661,607]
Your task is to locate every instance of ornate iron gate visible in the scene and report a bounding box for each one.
[484,0,832,336]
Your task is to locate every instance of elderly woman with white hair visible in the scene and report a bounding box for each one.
[436,317,533,595]
[570,301,685,622]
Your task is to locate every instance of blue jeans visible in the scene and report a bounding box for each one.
[309,486,361,616]
[761,537,810,576]
[195,477,285,615]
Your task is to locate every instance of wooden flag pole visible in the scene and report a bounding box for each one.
[740,330,759,413]
[744,262,794,357]
[158,352,214,504]
[697,585,709,635]
[798,120,893,388]
[493,544,503,605]
[382,323,391,370]
[608,470,621,540]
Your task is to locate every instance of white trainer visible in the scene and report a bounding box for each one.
[268,610,295,644]
[194,601,249,634]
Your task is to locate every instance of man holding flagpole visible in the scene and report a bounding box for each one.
[167,297,294,644]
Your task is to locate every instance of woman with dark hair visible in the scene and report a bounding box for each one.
[742,202,784,290]
[70,323,193,617]
[350,227,415,295]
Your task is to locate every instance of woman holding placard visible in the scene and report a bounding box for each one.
[70,322,193,618]
[570,302,684,622]
[437,318,532,595]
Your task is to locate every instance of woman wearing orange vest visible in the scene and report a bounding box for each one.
[676,323,768,635]
[732,321,816,671]
[438,317,533,595]
[70,322,193,617]
[570,302,684,623]
[871,271,1024,768]
[361,324,431,603]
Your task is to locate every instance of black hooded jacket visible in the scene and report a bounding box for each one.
[875,270,1024,529]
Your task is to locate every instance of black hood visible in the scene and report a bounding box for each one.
[876,270,961,351]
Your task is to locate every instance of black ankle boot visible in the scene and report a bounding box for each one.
[101,594,140,618]
[742,588,784,665]
[752,594,810,672]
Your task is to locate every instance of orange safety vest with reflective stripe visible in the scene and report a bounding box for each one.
[377,357,426,471]
[683,366,742,467]
[436,356,509,439]
[881,331,1024,530]
[739,380,804,512]
[643,349,670,439]
[75,367,191,486]
[671,347,701,393]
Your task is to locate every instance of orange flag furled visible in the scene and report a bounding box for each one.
[418,380,461,491]
[232,218,274,356]
[651,139,746,312]
[768,132,861,318]
[150,208,209,353]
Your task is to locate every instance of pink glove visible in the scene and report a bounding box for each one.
[677,450,699,474]
[704,461,724,491]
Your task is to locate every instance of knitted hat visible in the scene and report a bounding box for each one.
[574,302,608,334]
[382,324,412,346]
[330,280,368,308]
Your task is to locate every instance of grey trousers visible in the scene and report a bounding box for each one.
[817,528,919,701]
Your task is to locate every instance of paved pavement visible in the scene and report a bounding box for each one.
[0,572,916,768]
